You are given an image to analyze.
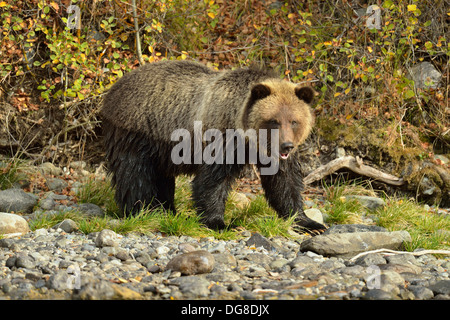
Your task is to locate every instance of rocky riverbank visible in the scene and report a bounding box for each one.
[0,161,449,300]
[1,223,449,300]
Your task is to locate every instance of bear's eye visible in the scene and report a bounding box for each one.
[291,121,298,126]
[268,119,279,126]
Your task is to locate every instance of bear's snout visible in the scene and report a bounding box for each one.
[280,142,294,159]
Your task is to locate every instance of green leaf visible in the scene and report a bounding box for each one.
[382,0,393,9]
[404,89,415,99]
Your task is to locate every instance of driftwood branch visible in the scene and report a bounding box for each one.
[304,156,405,186]
[349,248,450,262]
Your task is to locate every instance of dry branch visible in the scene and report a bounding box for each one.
[349,248,450,262]
[131,0,144,66]
[304,156,405,186]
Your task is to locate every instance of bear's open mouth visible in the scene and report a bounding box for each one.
[280,152,289,160]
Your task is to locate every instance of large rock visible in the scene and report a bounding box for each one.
[166,250,215,275]
[300,230,411,258]
[0,189,38,213]
[304,208,324,225]
[39,162,63,176]
[169,276,211,297]
[0,212,30,237]
[54,219,79,233]
[324,224,387,234]
[75,203,105,217]
[95,229,119,247]
[409,61,442,89]
[245,232,276,251]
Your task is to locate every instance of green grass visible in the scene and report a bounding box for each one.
[322,177,376,225]
[322,177,450,251]
[0,158,22,190]
[27,174,450,251]
[374,198,450,251]
[29,175,297,240]
[76,177,118,215]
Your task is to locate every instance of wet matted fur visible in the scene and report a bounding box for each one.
[101,60,326,233]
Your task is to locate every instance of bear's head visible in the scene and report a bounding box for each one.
[243,80,316,160]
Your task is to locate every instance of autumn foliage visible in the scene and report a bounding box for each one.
[0,0,448,160]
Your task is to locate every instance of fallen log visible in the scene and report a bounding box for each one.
[304,156,405,186]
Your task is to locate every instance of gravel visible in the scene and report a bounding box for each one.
[1,227,449,300]
[0,162,449,301]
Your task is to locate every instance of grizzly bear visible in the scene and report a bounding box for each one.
[101,60,326,234]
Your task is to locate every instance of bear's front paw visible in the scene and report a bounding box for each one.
[293,217,327,236]
[201,217,227,230]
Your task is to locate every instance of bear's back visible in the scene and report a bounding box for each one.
[101,60,279,140]
[101,60,218,138]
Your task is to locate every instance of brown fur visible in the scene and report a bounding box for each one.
[102,61,314,150]
[101,60,326,233]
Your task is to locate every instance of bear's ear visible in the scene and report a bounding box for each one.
[250,83,271,102]
[295,86,316,104]
[243,84,271,130]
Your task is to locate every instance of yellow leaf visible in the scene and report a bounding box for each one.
[407,4,417,12]
[334,92,341,97]
[207,12,215,19]
[0,2,7,7]
[344,88,351,95]
[288,13,295,19]
[367,46,373,53]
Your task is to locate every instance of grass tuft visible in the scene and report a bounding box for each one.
[76,178,118,215]
[373,198,450,251]
[321,177,450,251]
[0,158,22,190]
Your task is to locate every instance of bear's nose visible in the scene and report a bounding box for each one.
[280,142,294,154]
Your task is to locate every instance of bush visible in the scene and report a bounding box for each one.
[0,0,448,159]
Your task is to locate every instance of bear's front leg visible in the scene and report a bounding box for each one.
[260,157,327,235]
[192,164,243,230]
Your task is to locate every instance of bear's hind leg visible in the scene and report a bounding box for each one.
[113,153,176,215]
[105,127,176,215]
